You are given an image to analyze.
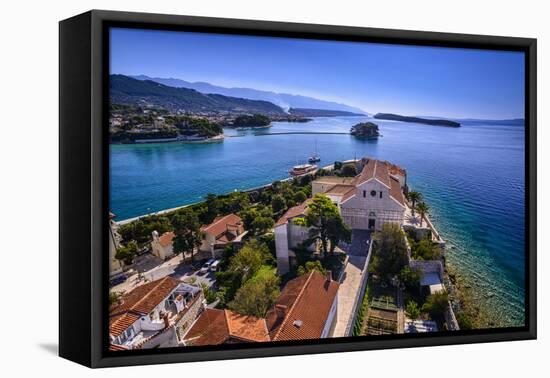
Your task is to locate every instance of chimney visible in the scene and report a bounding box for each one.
[326,270,332,282]
[274,304,287,320]
[163,313,170,329]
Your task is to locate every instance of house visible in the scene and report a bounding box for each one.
[266,270,339,340]
[274,201,313,275]
[199,214,246,256]
[109,276,204,350]
[182,270,339,345]
[151,231,175,260]
[109,212,123,277]
[182,309,270,346]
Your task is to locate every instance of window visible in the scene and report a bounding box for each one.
[363,190,366,198]
[370,190,377,197]
[380,191,383,198]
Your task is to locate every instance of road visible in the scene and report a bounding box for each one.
[110,253,216,294]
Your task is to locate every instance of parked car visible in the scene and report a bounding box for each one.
[109,274,127,287]
[209,259,221,272]
[200,259,215,274]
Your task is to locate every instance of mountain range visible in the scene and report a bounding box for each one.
[110,75,286,114]
[132,74,367,115]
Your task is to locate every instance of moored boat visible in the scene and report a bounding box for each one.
[289,163,318,177]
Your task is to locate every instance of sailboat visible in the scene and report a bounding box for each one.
[308,140,321,163]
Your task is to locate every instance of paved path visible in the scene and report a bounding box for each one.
[331,230,372,337]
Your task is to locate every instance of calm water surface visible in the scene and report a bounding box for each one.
[110,116,525,326]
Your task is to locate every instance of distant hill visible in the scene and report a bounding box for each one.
[289,108,365,117]
[132,75,367,115]
[374,113,461,127]
[111,75,285,114]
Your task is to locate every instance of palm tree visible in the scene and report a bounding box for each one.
[415,202,430,227]
[407,191,422,216]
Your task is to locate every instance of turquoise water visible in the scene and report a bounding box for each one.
[110,116,525,326]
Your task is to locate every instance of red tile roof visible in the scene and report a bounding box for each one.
[389,176,406,207]
[184,309,269,346]
[225,310,270,342]
[353,159,391,187]
[184,309,229,346]
[109,277,181,337]
[325,184,355,196]
[275,201,309,227]
[158,231,175,247]
[201,214,242,235]
[266,271,339,341]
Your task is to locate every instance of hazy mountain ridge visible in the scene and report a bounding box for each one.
[132,75,368,115]
[110,75,286,114]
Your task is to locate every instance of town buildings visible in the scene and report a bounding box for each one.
[199,214,247,256]
[151,231,175,260]
[109,277,204,350]
[182,270,339,345]
[151,213,246,260]
[276,158,407,274]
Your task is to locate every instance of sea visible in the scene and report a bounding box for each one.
[110,116,526,327]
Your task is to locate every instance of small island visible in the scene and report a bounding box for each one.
[231,114,272,128]
[350,122,380,138]
[374,113,461,127]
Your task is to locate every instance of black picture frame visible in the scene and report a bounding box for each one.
[59,9,537,368]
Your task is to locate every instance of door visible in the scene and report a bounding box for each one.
[368,218,376,230]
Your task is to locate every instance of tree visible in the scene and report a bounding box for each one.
[115,240,138,265]
[171,210,202,264]
[405,300,421,320]
[271,194,287,214]
[340,164,357,177]
[202,193,221,224]
[422,291,449,318]
[306,194,349,256]
[251,216,275,235]
[407,191,422,216]
[416,202,430,227]
[293,190,307,204]
[228,266,280,317]
[223,191,250,214]
[200,283,217,304]
[109,292,122,307]
[398,266,422,290]
[297,260,326,276]
[229,239,272,282]
[368,223,409,283]
[412,239,441,260]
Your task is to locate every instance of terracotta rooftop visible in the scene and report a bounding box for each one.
[184,309,269,346]
[275,200,310,227]
[313,176,355,185]
[389,176,406,206]
[325,184,356,196]
[225,310,270,342]
[266,271,339,341]
[109,276,181,337]
[201,214,244,237]
[184,309,229,346]
[353,159,391,187]
[158,231,175,247]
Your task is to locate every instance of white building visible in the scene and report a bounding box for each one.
[109,277,204,351]
[275,158,407,274]
[151,231,175,260]
[274,201,314,275]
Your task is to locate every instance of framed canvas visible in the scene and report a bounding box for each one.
[59,10,536,368]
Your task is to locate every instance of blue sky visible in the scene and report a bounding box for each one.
[110,28,525,119]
